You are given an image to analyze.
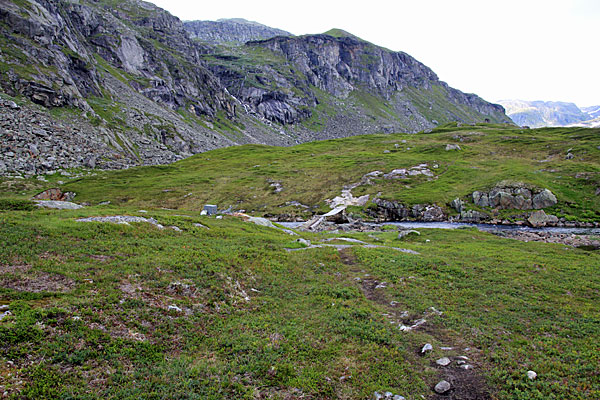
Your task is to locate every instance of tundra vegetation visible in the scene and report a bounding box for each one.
[0,124,599,399]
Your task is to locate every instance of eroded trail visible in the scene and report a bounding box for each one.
[338,248,492,400]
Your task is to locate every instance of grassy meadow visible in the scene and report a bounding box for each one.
[0,124,599,399]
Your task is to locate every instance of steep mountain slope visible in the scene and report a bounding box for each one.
[0,0,510,177]
[499,100,592,127]
[184,18,291,43]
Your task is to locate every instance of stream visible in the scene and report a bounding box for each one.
[279,221,600,235]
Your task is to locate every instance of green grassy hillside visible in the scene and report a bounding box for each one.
[1,124,599,398]
[3,123,596,222]
[0,203,598,398]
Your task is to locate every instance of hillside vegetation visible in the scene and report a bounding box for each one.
[11,123,594,223]
[0,124,599,399]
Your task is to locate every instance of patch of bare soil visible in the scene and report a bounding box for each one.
[0,265,76,293]
[338,248,492,400]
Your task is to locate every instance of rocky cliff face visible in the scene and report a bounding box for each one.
[0,0,234,117]
[184,18,291,44]
[0,0,511,177]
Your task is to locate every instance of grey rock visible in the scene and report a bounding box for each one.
[248,217,276,228]
[434,380,451,394]
[451,198,465,213]
[460,209,489,222]
[184,19,292,44]
[445,144,461,151]
[421,343,433,353]
[436,357,452,366]
[527,370,537,380]
[35,200,83,210]
[565,153,574,160]
[168,305,183,312]
[528,210,559,227]
[472,183,556,210]
[398,230,420,239]
[77,216,164,229]
[532,189,557,209]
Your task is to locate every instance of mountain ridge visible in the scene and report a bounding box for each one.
[498,99,599,128]
[0,0,510,177]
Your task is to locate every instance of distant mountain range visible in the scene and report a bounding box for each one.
[498,100,600,128]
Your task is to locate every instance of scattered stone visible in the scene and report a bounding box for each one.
[203,204,218,215]
[565,153,574,160]
[138,210,148,213]
[397,230,420,239]
[170,226,182,232]
[0,305,9,312]
[421,343,433,353]
[77,216,164,229]
[35,200,83,210]
[445,144,461,151]
[216,215,223,219]
[436,357,451,366]
[0,310,11,321]
[460,364,473,370]
[193,223,208,229]
[434,380,451,394]
[296,238,311,246]
[247,216,275,228]
[168,305,182,312]
[440,346,454,351]
[527,370,537,380]
[98,201,111,206]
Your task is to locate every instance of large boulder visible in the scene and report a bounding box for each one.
[32,188,75,202]
[472,183,557,210]
[532,189,557,209]
[528,210,559,227]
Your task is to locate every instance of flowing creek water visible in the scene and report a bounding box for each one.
[279,221,600,235]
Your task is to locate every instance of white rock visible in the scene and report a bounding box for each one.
[434,380,451,394]
[168,305,182,312]
[527,370,537,380]
[436,357,451,366]
[461,364,473,370]
[421,343,433,353]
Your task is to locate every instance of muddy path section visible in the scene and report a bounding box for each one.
[337,248,492,400]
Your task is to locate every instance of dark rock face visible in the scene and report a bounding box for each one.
[184,19,291,44]
[248,34,508,123]
[472,183,557,210]
[0,0,235,117]
[369,199,445,222]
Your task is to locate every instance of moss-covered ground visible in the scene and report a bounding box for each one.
[2,123,596,222]
[0,205,598,399]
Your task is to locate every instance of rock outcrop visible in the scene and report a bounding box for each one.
[184,18,291,44]
[368,199,446,222]
[472,183,557,210]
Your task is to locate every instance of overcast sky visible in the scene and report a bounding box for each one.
[150,0,599,107]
